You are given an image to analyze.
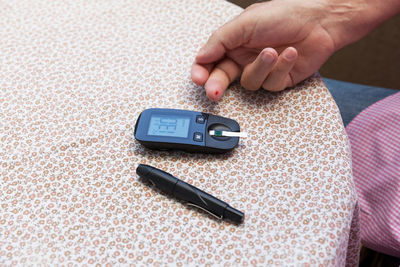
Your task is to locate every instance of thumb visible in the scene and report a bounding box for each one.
[195,15,249,64]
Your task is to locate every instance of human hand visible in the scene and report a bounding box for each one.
[191,0,339,101]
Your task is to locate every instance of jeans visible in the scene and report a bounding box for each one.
[322,78,399,126]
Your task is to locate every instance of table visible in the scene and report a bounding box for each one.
[0,0,360,265]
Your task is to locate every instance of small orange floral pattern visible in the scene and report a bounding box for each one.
[0,0,359,265]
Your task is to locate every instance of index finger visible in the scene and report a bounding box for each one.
[191,63,214,86]
[195,14,249,65]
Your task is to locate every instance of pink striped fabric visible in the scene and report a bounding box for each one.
[346,92,400,257]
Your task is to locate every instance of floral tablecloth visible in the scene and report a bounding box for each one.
[0,0,359,265]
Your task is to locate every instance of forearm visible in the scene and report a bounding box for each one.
[319,0,400,50]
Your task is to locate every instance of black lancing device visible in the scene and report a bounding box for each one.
[136,164,244,224]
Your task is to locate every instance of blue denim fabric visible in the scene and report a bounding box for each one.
[322,78,399,126]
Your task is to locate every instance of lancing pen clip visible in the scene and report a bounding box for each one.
[136,164,244,224]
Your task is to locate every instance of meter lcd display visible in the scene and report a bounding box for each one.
[147,115,190,138]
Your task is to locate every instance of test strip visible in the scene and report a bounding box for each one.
[209,130,247,138]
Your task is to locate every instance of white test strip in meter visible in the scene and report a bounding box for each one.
[209,130,247,138]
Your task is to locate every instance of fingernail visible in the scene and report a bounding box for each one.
[261,51,275,63]
[284,48,297,60]
[198,47,207,57]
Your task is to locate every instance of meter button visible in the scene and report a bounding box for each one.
[193,132,203,142]
[196,115,206,124]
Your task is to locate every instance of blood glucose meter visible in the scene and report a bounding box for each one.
[134,108,246,153]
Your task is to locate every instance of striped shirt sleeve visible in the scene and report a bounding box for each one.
[346,92,400,257]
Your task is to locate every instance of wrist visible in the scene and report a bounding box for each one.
[319,0,400,50]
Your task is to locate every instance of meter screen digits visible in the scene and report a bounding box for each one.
[147,115,190,138]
